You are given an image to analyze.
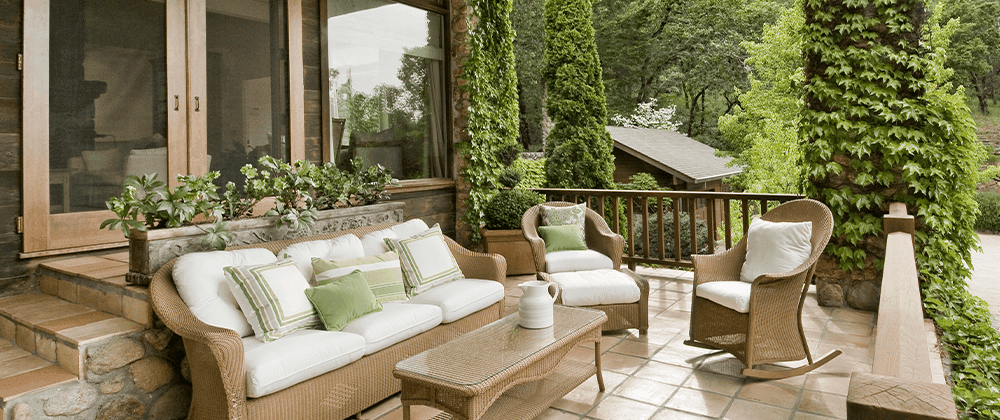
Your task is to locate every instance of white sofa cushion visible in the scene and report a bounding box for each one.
[277,234,364,281]
[549,269,640,306]
[404,279,504,323]
[740,218,813,283]
[224,258,321,342]
[359,219,430,257]
[391,219,430,239]
[696,281,752,313]
[545,250,614,273]
[242,329,366,398]
[342,302,442,355]
[172,249,277,337]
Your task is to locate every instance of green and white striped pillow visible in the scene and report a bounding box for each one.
[384,224,464,296]
[223,258,321,342]
[311,252,407,303]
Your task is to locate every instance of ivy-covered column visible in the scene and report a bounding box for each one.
[802,0,985,310]
[452,0,520,246]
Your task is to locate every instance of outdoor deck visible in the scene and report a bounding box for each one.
[353,267,947,420]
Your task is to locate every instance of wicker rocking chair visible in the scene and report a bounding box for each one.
[685,199,840,379]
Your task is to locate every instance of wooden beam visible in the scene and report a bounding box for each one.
[847,372,956,420]
[884,202,915,235]
[873,232,932,382]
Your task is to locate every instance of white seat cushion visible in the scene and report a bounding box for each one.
[277,234,364,281]
[242,329,365,398]
[545,250,614,273]
[549,269,640,306]
[172,249,277,337]
[696,281,752,313]
[404,279,504,323]
[342,302,442,355]
[740,218,813,283]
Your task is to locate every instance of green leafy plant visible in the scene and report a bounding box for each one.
[483,189,545,230]
[346,157,401,206]
[975,192,1000,233]
[310,162,351,210]
[633,212,709,259]
[512,157,546,189]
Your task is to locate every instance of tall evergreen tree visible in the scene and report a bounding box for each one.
[542,0,615,189]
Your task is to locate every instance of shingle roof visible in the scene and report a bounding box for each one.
[607,126,742,184]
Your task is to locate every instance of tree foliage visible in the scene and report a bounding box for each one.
[459,0,521,242]
[934,0,1000,114]
[719,2,805,194]
[511,0,547,150]
[542,0,616,189]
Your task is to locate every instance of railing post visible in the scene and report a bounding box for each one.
[884,202,915,235]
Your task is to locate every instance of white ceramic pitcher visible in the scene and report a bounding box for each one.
[518,280,560,329]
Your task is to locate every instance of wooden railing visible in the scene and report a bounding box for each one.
[533,188,802,269]
[846,203,957,420]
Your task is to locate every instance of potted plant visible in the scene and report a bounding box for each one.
[102,156,403,285]
[480,144,545,275]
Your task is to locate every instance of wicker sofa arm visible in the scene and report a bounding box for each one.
[691,240,747,287]
[150,261,248,411]
[444,236,507,283]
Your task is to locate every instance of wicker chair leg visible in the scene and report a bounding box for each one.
[741,350,842,379]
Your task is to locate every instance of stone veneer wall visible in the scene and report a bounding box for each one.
[450,0,477,249]
[6,329,190,420]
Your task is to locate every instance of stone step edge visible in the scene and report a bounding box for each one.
[0,311,144,379]
[36,267,153,328]
[0,365,78,403]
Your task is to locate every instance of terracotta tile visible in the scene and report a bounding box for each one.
[736,381,800,408]
[634,360,694,386]
[532,408,580,420]
[35,334,57,362]
[102,276,128,287]
[683,370,745,396]
[57,342,80,377]
[612,376,676,406]
[724,398,791,420]
[586,395,659,420]
[40,256,109,273]
[830,309,874,325]
[0,365,76,400]
[82,265,129,281]
[0,317,15,342]
[123,295,152,326]
[804,373,852,396]
[566,346,596,363]
[0,294,53,314]
[0,338,11,349]
[655,309,691,323]
[40,275,60,296]
[57,280,79,303]
[70,259,127,276]
[609,338,662,358]
[792,412,838,420]
[37,311,115,334]
[694,355,746,377]
[801,316,828,331]
[650,408,714,420]
[798,390,847,419]
[664,387,732,418]
[627,328,679,346]
[378,404,445,420]
[0,354,48,379]
[551,381,608,414]
[78,287,104,312]
[57,317,143,345]
[16,325,35,353]
[650,344,712,368]
[8,299,94,325]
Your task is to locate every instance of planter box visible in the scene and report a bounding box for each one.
[481,227,536,276]
[126,202,405,285]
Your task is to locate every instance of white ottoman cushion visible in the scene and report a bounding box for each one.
[405,279,504,323]
[696,281,752,313]
[342,302,443,355]
[277,234,364,281]
[172,249,277,337]
[549,269,640,306]
[545,250,614,273]
[242,329,365,398]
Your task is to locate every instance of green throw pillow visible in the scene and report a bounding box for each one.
[304,269,382,331]
[538,224,589,253]
[540,203,586,243]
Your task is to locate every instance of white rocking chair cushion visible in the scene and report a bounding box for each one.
[550,269,640,306]
[740,218,813,283]
[696,281,752,313]
[545,249,615,273]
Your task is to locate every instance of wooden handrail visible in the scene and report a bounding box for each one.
[533,188,803,270]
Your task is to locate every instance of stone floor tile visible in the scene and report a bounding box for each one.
[627,328,679,346]
[797,390,847,419]
[819,331,872,349]
[566,346,597,363]
[609,338,662,358]
[694,355,745,378]
[649,408,715,420]
[804,373,852,396]
[825,320,874,337]
[736,381,801,409]
[830,308,874,325]
[586,395,659,420]
[801,316,829,331]
[634,360,694,386]
[378,404,444,420]
[723,398,792,420]
[531,408,581,420]
[357,395,400,420]
[682,370,744,396]
[792,411,839,420]
[664,388,732,418]
[612,376,676,406]
[551,383,608,414]
[599,352,648,376]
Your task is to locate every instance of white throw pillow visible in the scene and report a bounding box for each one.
[172,249,277,337]
[224,258,321,342]
[277,234,364,281]
[360,228,397,256]
[740,218,813,283]
[384,224,464,296]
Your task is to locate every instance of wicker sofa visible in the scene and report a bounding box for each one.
[150,220,507,420]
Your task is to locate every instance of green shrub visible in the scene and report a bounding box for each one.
[512,157,546,189]
[483,189,545,230]
[976,192,1000,232]
[498,169,522,189]
[632,212,709,259]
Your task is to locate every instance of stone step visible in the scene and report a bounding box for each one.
[0,337,76,404]
[36,252,155,328]
[0,293,144,379]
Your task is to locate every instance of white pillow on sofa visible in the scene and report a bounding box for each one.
[277,234,364,281]
[172,249,277,337]
[224,258,321,342]
[358,219,430,256]
[384,224,464,296]
[740,218,813,283]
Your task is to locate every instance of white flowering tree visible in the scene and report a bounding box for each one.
[611,99,680,131]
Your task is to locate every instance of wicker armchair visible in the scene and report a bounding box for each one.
[523,201,649,334]
[685,199,840,379]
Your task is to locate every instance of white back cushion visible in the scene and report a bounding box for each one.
[172,249,276,337]
[360,228,397,256]
[277,234,364,281]
[390,219,429,239]
[740,218,813,283]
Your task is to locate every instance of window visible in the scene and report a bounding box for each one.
[326,0,448,180]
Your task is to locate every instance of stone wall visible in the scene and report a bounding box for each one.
[6,329,190,420]
[451,0,475,248]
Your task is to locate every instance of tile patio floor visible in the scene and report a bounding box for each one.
[355,267,881,420]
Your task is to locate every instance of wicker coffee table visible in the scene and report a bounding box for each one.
[393,305,608,420]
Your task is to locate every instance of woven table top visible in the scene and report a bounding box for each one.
[395,305,605,387]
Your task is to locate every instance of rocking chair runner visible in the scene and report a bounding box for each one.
[685,198,841,379]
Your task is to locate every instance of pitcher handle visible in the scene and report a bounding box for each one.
[548,282,560,303]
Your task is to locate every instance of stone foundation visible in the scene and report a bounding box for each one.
[813,242,884,311]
